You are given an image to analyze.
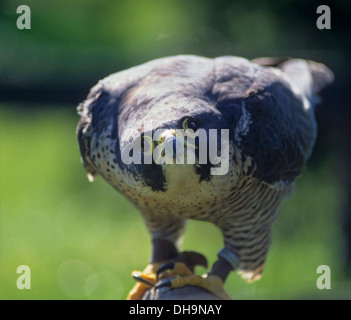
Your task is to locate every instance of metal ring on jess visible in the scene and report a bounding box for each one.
[217,247,240,270]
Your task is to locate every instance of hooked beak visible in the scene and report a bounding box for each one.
[153,129,197,165]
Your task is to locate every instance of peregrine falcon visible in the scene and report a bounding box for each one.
[77,55,333,299]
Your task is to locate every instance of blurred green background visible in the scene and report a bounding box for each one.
[1,0,351,299]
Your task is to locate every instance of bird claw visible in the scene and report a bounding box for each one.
[154,278,173,289]
[132,271,155,287]
[156,272,232,300]
[156,261,193,281]
[127,250,209,300]
[155,262,231,300]
[156,262,177,280]
[127,263,161,300]
[176,251,208,271]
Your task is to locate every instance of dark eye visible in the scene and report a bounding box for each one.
[182,118,198,131]
[188,121,197,131]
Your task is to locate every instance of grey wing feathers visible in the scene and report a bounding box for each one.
[253,57,334,95]
[235,58,333,186]
[305,60,334,93]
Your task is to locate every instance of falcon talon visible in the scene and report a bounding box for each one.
[156,261,194,281]
[155,279,173,289]
[156,262,176,280]
[127,263,161,299]
[132,273,155,287]
[176,251,208,269]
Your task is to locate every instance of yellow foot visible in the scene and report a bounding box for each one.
[156,262,231,300]
[127,263,161,300]
[127,251,208,300]
[127,261,196,300]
